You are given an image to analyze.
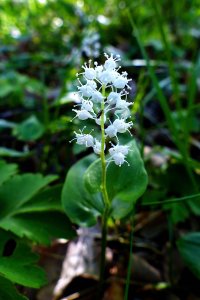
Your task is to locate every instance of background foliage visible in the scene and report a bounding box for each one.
[0,0,200,299]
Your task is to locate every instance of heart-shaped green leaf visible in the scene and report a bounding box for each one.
[0,174,76,244]
[62,154,104,227]
[84,140,148,219]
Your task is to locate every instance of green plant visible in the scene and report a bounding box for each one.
[62,54,148,297]
[0,160,75,300]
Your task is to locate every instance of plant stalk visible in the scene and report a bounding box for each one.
[99,85,110,292]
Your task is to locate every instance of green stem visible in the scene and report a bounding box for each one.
[99,85,110,288]
[100,86,110,208]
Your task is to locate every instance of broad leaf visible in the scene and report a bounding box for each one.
[18,185,63,213]
[1,211,75,245]
[0,230,47,288]
[177,232,200,279]
[84,140,148,219]
[0,178,76,244]
[0,173,57,219]
[62,154,104,227]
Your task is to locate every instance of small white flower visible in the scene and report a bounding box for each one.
[112,152,126,167]
[115,108,130,119]
[98,70,114,85]
[82,61,96,80]
[107,91,121,105]
[93,139,102,154]
[73,132,94,147]
[108,143,130,166]
[86,80,97,89]
[109,144,129,156]
[78,79,97,98]
[113,72,131,89]
[105,124,118,138]
[81,100,94,112]
[104,53,120,71]
[95,64,103,79]
[78,84,94,98]
[115,99,131,110]
[108,144,129,167]
[72,109,94,120]
[113,119,133,134]
[115,100,132,119]
[91,90,105,103]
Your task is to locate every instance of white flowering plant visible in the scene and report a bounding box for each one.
[62,53,148,282]
[71,53,133,166]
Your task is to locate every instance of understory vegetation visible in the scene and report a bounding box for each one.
[0,1,200,299]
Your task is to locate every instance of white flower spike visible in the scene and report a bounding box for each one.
[71,53,135,165]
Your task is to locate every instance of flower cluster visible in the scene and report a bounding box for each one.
[71,53,134,167]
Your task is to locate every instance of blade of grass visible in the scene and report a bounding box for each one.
[184,55,200,153]
[126,9,198,191]
[150,0,182,113]
[142,193,200,206]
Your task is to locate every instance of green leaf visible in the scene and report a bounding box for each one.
[1,211,75,245]
[0,161,18,186]
[84,140,148,219]
[18,185,63,213]
[0,276,28,300]
[62,154,104,227]
[0,230,47,288]
[177,232,200,279]
[0,173,57,219]
[0,175,76,244]
[13,115,45,141]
